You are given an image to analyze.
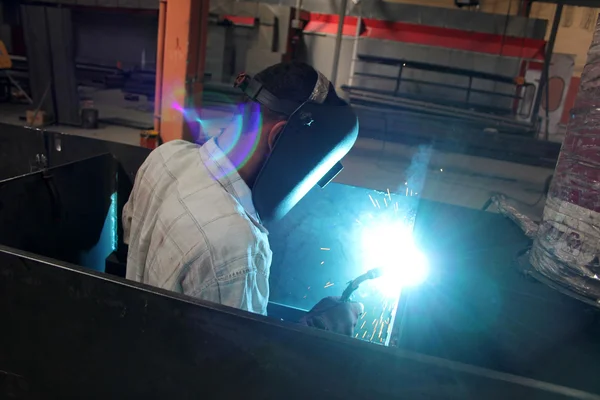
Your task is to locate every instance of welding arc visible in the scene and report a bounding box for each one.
[340,268,383,302]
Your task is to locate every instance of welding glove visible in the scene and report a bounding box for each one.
[299,296,364,337]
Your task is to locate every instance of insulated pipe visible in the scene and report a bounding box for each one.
[530,14,600,300]
[330,0,348,87]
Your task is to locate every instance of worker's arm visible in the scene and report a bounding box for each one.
[300,297,364,336]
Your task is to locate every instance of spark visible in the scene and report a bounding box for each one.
[410,190,413,196]
[361,321,366,329]
[320,247,330,251]
[406,187,409,196]
[368,194,377,207]
[362,311,367,319]
[383,198,388,208]
[370,329,377,342]
[321,261,325,265]
[324,282,335,289]
[375,199,381,209]
[307,286,311,290]
[355,333,359,338]
[387,188,392,200]
[303,295,307,299]
[362,331,368,339]
[405,182,408,185]
[440,168,443,172]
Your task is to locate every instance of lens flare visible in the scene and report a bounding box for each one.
[170,97,264,178]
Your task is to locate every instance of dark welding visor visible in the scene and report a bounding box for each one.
[234,71,359,222]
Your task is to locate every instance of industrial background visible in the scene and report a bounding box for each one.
[3,0,600,398]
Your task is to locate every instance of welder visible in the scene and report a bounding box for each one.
[123,62,362,336]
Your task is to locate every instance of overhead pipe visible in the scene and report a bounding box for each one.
[530,13,600,300]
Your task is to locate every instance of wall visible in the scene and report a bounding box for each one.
[530,3,596,77]
[386,0,596,78]
[73,10,158,69]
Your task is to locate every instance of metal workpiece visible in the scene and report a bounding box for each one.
[1,245,598,400]
[1,124,600,396]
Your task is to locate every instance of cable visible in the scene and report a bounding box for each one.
[482,174,552,211]
[340,268,383,302]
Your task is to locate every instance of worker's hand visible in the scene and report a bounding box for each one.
[299,296,364,336]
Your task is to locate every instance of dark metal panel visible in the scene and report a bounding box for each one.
[0,154,117,271]
[45,132,150,257]
[0,125,45,180]
[0,245,592,400]
[403,200,600,393]
[46,7,81,125]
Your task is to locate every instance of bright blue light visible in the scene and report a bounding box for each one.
[360,218,428,297]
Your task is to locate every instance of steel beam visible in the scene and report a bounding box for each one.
[155,0,210,142]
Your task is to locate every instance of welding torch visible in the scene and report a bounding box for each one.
[340,268,383,302]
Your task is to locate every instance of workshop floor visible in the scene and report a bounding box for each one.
[0,88,553,221]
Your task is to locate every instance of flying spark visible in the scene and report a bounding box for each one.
[368,194,377,207]
[324,282,335,289]
[320,247,330,251]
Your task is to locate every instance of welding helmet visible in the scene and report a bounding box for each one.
[234,69,359,222]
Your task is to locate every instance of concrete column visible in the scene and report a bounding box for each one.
[530,14,600,300]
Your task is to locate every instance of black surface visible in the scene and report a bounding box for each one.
[0,154,116,271]
[405,200,600,393]
[267,184,600,394]
[0,126,45,180]
[1,124,599,395]
[0,124,150,258]
[0,245,595,400]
